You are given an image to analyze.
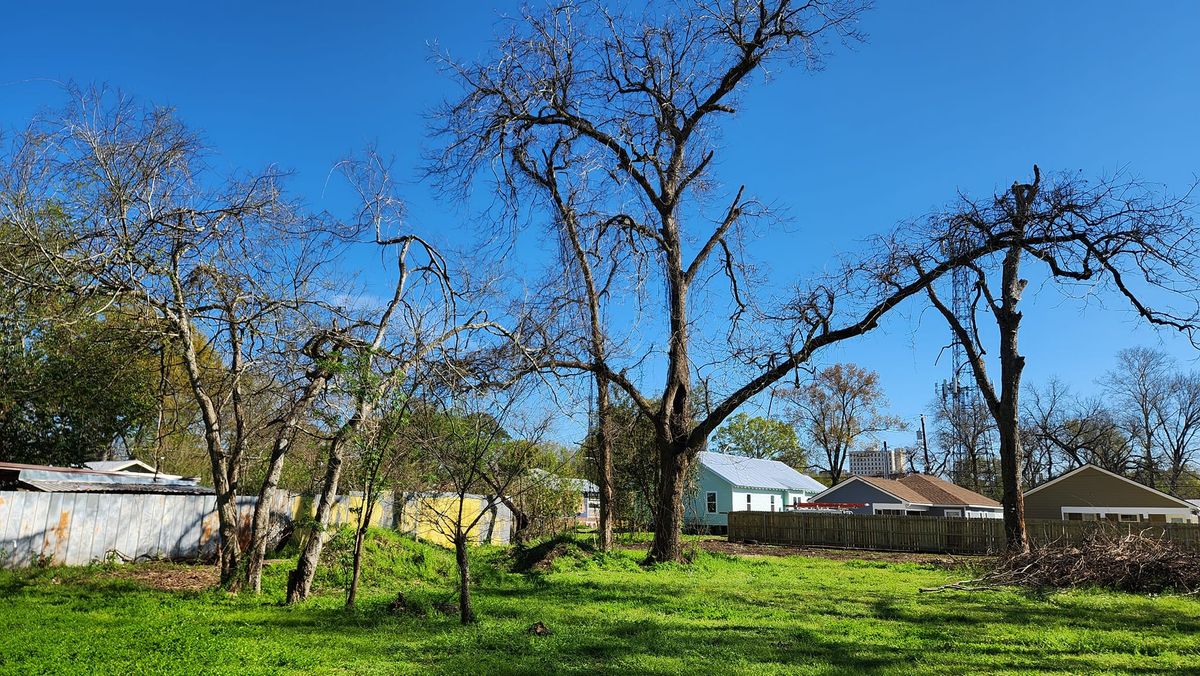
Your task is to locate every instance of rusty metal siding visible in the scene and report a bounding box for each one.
[0,490,514,568]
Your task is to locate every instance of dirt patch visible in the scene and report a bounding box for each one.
[619,539,984,568]
[105,563,219,592]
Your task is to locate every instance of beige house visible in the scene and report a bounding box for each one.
[1024,464,1200,524]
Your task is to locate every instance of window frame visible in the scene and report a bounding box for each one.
[705,491,718,514]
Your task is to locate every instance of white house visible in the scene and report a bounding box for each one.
[685,451,826,531]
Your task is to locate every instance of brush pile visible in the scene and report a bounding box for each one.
[923,529,1200,595]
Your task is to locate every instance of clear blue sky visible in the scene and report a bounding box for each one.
[3,1,1199,448]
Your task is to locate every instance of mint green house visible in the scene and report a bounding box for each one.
[686,451,826,531]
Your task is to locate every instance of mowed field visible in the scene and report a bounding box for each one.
[1,532,1197,675]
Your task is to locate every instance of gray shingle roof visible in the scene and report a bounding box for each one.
[699,451,826,492]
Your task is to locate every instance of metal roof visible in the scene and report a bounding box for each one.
[19,479,216,495]
[698,451,826,492]
[529,468,599,493]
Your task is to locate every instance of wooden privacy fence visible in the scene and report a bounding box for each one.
[727,511,1200,555]
[0,490,512,568]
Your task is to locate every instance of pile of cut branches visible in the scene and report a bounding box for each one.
[922,529,1200,595]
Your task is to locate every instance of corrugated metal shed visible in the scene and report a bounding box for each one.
[698,451,826,492]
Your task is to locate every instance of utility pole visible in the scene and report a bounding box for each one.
[919,414,931,475]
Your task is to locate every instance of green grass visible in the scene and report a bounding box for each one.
[1,531,1198,675]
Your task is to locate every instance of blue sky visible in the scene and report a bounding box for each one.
[3,1,1199,448]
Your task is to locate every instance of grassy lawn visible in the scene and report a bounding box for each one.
[1,532,1198,675]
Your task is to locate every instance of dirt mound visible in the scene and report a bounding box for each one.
[106,564,218,592]
[512,537,595,573]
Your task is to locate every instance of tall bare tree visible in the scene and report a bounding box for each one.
[434,0,1037,562]
[1102,346,1172,487]
[921,166,1197,553]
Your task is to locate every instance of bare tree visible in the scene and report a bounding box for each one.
[782,364,900,484]
[921,166,1197,553]
[433,0,1038,563]
[409,387,553,624]
[1102,347,1172,487]
[928,393,997,495]
[0,87,347,587]
[1153,371,1200,494]
[285,158,500,601]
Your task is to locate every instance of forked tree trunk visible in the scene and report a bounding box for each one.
[287,432,350,604]
[245,371,329,593]
[647,440,694,563]
[995,176,1036,555]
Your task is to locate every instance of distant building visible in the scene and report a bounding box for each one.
[848,446,907,477]
[687,451,826,531]
[811,473,1003,518]
[1024,464,1200,524]
[0,461,211,495]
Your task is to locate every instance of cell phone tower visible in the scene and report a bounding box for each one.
[937,225,982,485]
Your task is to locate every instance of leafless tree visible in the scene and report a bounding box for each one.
[781,363,901,485]
[920,166,1198,553]
[1156,372,1200,494]
[432,0,1041,563]
[285,156,500,601]
[1101,346,1173,487]
[928,393,997,496]
[1023,381,1135,476]
[0,86,349,587]
[408,385,554,624]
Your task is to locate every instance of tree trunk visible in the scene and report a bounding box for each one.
[244,449,286,594]
[287,432,349,604]
[346,491,377,609]
[996,178,1034,555]
[595,372,614,551]
[996,320,1029,554]
[212,474,243,588]
[647,440,693,563]
[454,533,475,624]
[245,371,329,592]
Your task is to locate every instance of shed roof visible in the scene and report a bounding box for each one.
[529,468,598,493]
[698,452,826,492]
[85,459,156,473]
[18,479,216,495]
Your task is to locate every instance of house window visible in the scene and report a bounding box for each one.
[706,492,718,514]
[1117,513,1139,522]
[943,509,962,518]
[770,495,776,512]
[875,508,904,516]
[746,494,752,511]
[1066,512,1083,521]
